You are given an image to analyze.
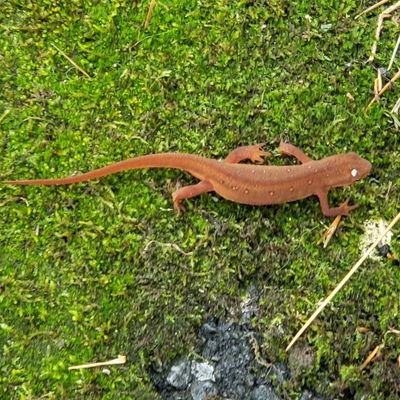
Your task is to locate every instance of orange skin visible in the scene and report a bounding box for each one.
[2,142,372,217]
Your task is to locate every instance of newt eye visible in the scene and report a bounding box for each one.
[351,168,358,177]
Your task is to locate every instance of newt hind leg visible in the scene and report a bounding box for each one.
[224,143,270,163]
[172,180,214,214]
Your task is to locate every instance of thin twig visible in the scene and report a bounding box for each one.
[286,211,400,352]
[366,66,400,110]
[355,0,390,19]
[391,96,400,112]
[378,68,383,91]
[383,0,400,14]
[144,240,194,256]
[360,328,400,369]
[367,1,400,63]
[51,43,91,78]
[388,33,400,70]
[360,345,382,369]
[0,109,10,124]
[320,215,342,248]
[369,13,391,62]
[68,355,126,370]
[144,0,157,29]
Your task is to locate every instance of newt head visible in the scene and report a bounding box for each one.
[333,152,372,187]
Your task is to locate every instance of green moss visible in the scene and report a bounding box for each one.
[0,0,399,398]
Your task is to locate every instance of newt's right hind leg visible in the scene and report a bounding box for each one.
[172,180,214,215]
[224,143,270,163]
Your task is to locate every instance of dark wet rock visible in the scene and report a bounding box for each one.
[151,317,329,399]
[199,321,218,338]
[151,319,282,400]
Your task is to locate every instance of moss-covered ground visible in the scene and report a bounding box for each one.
[0,1,399,398]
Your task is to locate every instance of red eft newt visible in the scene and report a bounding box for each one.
[2,142,372,217]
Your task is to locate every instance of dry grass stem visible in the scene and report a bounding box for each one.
[286,211,400,352]
[51,43,91,78]
[0,109,10,124]
[361,345,382,369]
[391,96,400,112]
[384,0,400,14]
[144,0,157,29]
[367,67,400,109]
[369,13,391,62]
[378,68,383,91]
[68,355,126,370]
[388,33,400,70]
[321,215,342,248]
[143,240,194,256]
[366,1,400,63]
[355,0,391,19]
[360,328,400,369]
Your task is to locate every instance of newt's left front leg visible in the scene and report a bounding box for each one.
[316,191,358,217]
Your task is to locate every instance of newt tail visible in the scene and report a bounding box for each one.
[3,153,221,186]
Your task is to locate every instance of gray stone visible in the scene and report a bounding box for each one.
[252,384,281,400]
[299,390,323,400]
[167,360,192,390]
[190,380,217,400]
[191,361,215,382]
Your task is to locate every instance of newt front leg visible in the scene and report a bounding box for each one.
[316,191,358,217]
[279,141,312,164]
[224,143,270,163]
